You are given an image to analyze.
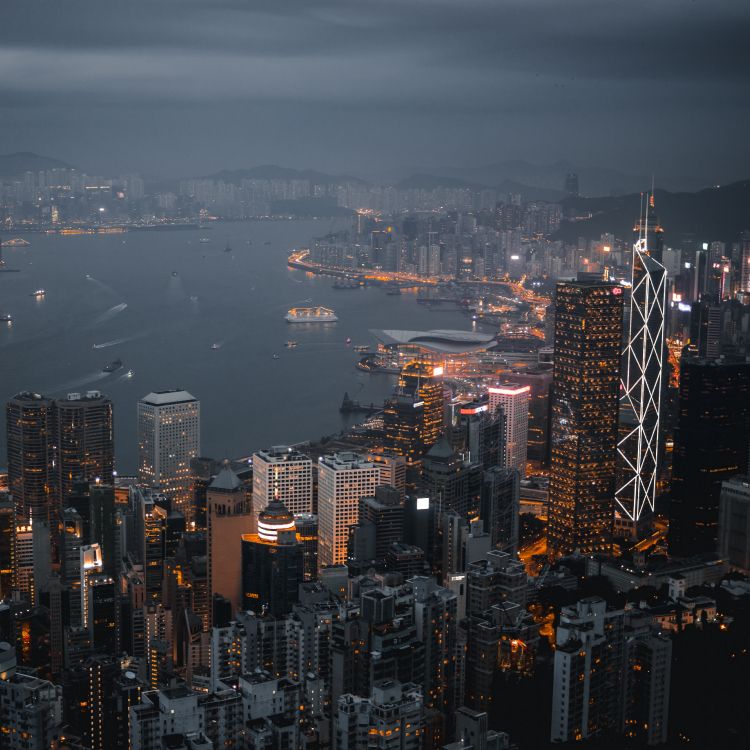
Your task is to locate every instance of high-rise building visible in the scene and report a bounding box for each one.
[669,357,750,557]
[547,280,623,557]
[480,467,520,553]
[335,680,424,750]
[739,230,750,295]
[615,226,667,537]
[206,462,254,620]
[718,476,750,572]
[241,500,303,616]
[453,400,506,471]
[6,392,56,520]
[564,173,579,198]
[318,452,378,568]
[55,390,114,502]
[251,445,313,517]
[294,513,318,581]
[137,390,200,516]
[551,599,670,746]
[632,193,664,264]
[385,360,445,461]
[488,384,530,477]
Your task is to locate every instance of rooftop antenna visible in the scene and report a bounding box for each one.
[638,192,645,244]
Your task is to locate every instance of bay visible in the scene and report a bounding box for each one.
[0,220,472,473]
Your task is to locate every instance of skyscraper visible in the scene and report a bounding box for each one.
[615,224,667,537]
[241,500,303,616]
[669,357,750,557]
[251,445,313,517]
[547,280,623,557]
[6,392,56,520]
[137,390,200,517]
[400,359,444,450]
[488,384,530,477]
[317,452,378,568]
[55,391,114,502]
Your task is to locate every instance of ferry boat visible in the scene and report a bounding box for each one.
[285,306,338,323]
[31,289,45,297]
[102,359,123,373]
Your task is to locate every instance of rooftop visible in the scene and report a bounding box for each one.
[140,389,197,406]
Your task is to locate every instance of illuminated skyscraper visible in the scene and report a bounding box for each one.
[615,221,667,537]
[55,391,114,501]
[318,452,378,568]
[489,384,530,477]
[547,279,623,557]
[137,390,200,517]
[251,445,313,517]
[632,193,664,264]
[400,360,444,449]
[6,392,56,520]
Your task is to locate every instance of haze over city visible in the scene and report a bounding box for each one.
[1,2,749,750]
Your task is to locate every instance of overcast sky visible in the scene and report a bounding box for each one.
[1,0,748,181]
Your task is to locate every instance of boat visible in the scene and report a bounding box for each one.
[199,237,211,244]
[345,337,352,345]
[3,238,30,247]
[285,341,298,348]
[102,359,123,373]
[125,369,134,377]
[285,306,338,323]
[0,313,12,322]
[353,344,369,353]
[171,271,178,277]
[85,274,92,279]
[211,343,221,350]
[272,354,280,360]
[190,295,198,302]
[31,289,45,297]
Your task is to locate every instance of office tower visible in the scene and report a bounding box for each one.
[423,440,482,521]
[137,390,200,516]
[615,227,667,537]
[241,500,303,616]
[551,598,670,746]
[489,384,529,477]
[632,193,664,263]
[0,644,63,748]
[669,357,750,556]
[318,452,378,568]
[466,550,527,617]
[719,476,750,572]
[335,680,424,750]
[689,294,722,359]
[0,497,13,598]
[547,280,623,557]
[401,360,444,448]
[367,452,407,498]
[294,513,318,580]
[252,445,313,517]
[6,392,56,520]
[411,577,458,729]
[140,492,167,602]
[454,401,506,471]
[358,486,405,559]
[206,462,254,619]
[67,480,118,576]
[55,390,114,501]
[88,574,118,653]
[13,520,34,601]
[564,172,579,197]
[480,467,520,553]
[383,392,426,464]
[739,230,750,294]
[80,542,103,629]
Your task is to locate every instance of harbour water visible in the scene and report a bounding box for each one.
[0,220,472,472]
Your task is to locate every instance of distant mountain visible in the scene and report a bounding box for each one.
[383,160,709,197]
[396,173,565,202]
[0,152,74,176]
[554,180,750,244]
[202,164,364,185]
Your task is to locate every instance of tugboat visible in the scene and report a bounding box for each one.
[102,359,123,373]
